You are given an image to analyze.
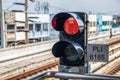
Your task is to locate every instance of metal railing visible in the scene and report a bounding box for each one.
[29,71,120,80]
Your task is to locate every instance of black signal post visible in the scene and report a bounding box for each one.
[51,12,89,73]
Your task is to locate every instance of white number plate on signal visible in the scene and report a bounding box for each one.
[87,44,109,62]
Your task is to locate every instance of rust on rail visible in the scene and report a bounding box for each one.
[107,38,120,45]
[105,62,120,75]
[5,37,120,79]
[7,60,59,80]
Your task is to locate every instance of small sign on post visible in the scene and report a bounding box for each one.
[87,44,109,62]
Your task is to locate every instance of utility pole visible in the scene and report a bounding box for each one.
[0,0,6,48]
[14,0,29,44]
[25,0,29,44]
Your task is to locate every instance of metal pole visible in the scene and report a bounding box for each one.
[15,22,17,46]
[29,71,120,80]
[84,13,89,73]
[25,0,29,44]
[0,0,6,48]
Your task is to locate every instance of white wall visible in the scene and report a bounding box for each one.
[16,32,25,40]
[15,12,25,22]
[28,14,50,23]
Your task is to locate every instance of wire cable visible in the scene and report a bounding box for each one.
[50,5,71,12]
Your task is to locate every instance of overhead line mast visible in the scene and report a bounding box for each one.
[25,0,29,44]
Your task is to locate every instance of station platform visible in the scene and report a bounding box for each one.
[0,40,57,62]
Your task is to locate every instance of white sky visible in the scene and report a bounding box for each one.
[3,0,120,15]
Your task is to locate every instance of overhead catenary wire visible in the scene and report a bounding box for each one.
[6,0,35,11]
[6,0,120,14]
[6,3,14,10]
[50,5,71,12]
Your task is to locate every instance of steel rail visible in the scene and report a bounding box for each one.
[91,41,120,72]
[7,60,59,80]
[5,36,120,80]
[104,56,120,75]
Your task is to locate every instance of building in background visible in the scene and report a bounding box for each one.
[4,12,26,46]
[28,13,50,42]
[4,12,51,47]
[0,0,54,48]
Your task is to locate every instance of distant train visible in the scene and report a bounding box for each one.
[88,14,120,40]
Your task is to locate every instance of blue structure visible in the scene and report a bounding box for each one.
[112,15,120,28]
[97,14,103,32]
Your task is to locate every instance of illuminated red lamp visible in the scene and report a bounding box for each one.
[64,17,79,35]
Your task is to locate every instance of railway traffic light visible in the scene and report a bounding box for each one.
[52,12,88,67]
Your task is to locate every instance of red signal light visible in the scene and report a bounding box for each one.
[64,17,79,35]
[52,16,57,30]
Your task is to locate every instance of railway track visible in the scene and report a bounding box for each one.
[0,51,58,79]
[1,35,120,80]
[91,40,120,72]
[105,57,120,75]
[7,60,59,80]
[91,39,120,75]
[94,55,120,75]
